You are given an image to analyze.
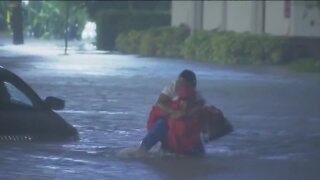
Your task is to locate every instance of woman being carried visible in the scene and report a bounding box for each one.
[139,70,232,156]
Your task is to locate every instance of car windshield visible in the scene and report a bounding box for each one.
[0,81,34,109]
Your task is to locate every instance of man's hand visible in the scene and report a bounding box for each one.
[185,99,205,119]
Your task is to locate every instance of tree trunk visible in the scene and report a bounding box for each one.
[11,0,24,45]
[64,2,70,55]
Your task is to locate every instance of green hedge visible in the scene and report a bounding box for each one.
[96,10,170,50]
[181,31,287,64]
[116,27,288,65]
[116,25,190,57]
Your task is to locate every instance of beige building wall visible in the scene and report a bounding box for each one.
[265,1,290,36]
[171,1,194,28]
[291,1,320,37]
[171,1,203,32]
[202,1,224,31]
[225,1,253,32]
[171,0,320,37]
[251,1,265,34]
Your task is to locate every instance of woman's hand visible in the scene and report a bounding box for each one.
[170,110,186,120]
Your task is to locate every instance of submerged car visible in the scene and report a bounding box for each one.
[0,66,78,142]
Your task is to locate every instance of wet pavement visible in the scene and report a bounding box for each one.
[0,40,320,180]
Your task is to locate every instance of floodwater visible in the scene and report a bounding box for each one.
[0,42,320,180]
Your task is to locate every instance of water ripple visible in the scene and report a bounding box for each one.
[60,110,129,115]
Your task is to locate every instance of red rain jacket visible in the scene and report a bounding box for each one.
[147,86,204,153]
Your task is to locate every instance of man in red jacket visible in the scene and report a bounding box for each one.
[166,85,206,155]
[139,69,206,156]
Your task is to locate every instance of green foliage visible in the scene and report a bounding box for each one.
[181,31,287,64]
[289,58,320,73]
[181,30,215,62]
[117,26,289,65]
[0,1,9,31]
[116,30,143,54]
[139,30,158,56]
[116,25,190,57]
[25,1,87,39]
[154,25,190,57]
[85,1,170,20]
[96,10,170,50]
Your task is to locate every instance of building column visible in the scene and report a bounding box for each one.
[251,1,265,34]
[221,1,227,31]
[288,0,294,36]
[193,0,204,32]
[262,0,266,33]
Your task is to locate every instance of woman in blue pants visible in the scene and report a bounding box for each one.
[139,69,205,156]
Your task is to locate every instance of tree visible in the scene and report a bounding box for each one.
[25,1,87,40]
[64,1,70,55]
[0,1,9,31]
[11,0,24,44]
[84,1,171,21]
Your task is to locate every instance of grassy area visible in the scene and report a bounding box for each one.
[0,30,11,38]
[288,59,320,73]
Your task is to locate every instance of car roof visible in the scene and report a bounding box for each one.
[0,66,44,105]
[0,66,16,77]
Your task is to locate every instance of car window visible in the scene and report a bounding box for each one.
[3,81,34,108]
[0,82,10,105]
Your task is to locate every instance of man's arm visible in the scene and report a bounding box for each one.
[186,98,206,119]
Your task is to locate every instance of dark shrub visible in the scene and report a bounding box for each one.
[96,10,170,50]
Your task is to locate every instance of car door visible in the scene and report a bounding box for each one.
[0,78,44,138]
[0,70,78,141]
[0,75,68,140]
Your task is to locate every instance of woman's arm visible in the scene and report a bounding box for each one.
[156,94,173,114]
[156,93,185,120]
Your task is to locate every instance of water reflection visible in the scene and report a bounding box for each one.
[0,43,320,179]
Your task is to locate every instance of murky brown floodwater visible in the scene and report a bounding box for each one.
[0,42,319,179]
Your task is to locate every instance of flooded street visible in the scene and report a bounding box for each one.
[0,42,320,180]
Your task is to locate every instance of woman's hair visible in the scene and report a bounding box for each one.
[179,69,197,88]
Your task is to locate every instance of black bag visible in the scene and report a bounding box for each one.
[200,106,233,142]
